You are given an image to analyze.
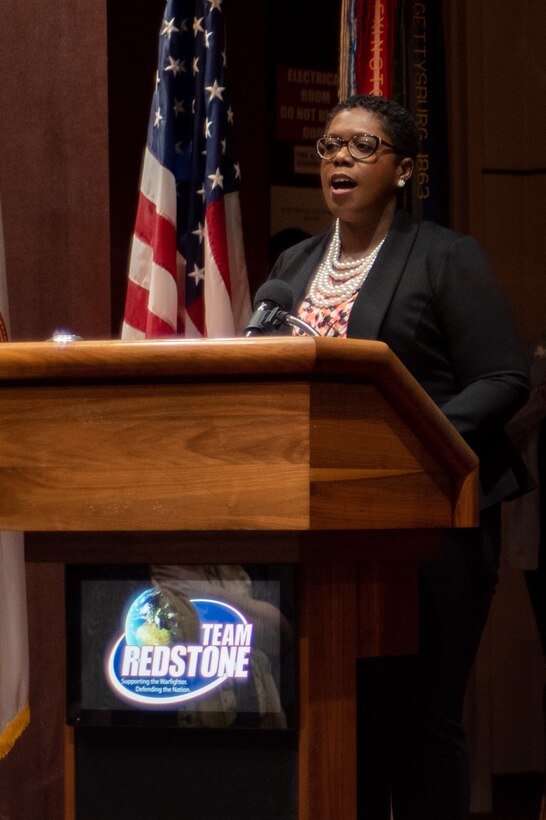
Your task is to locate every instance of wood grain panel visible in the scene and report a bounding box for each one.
[0,338,479,532]
[310,383,453,529]
[355,529,439,658]
[310,471,452,529]
[358,558,420,657]
[0,382,310,530]
[298,554,358,820]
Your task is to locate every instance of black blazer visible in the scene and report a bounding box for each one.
[269,210,531,509]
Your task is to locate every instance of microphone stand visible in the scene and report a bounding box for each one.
[245,307,319,337]
[282,314,320,337]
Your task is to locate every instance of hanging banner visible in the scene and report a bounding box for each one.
[338,0,449,225]
[403,0,448,223]
[339,0,398,98]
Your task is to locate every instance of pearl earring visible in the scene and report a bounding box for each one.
[397,179,406,188]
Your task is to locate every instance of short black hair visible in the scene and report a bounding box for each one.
[325,94,420,160]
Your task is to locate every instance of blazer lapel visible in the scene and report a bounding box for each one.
[347,210,420,340]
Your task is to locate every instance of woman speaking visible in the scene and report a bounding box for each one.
[266,94,530,819]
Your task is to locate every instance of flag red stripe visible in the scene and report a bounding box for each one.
[205,198,232,296]
[145,311,178,338]
[123,278,174,337]
[134,192,177,280]
[123,279,149,333]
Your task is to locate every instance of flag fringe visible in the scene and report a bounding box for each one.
[0,702,30,760]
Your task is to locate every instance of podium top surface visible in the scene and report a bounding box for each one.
[0,337,478,532]
[0,335,478,461]
[0,335,414,380]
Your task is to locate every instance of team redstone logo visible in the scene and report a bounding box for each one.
[106,588,253,706]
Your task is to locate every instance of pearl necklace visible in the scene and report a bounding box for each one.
[308,219,386,309]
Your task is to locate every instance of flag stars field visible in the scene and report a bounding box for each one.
[161,17,179,36]
[165,55,185,76]
[121,0,251,339]
[192,222,205,242]
[208,168,224,189]
[189,265,205,283]
[206,79,225,100]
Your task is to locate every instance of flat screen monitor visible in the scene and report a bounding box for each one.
[66,562,297,730]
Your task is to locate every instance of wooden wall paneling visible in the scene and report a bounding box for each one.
[0,4,111,818]
[482,174,545,346]
[0,0,111,342]
[443,0,546,804]
[480,0,546,170]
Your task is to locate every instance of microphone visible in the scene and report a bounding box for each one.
[244,280,294,336]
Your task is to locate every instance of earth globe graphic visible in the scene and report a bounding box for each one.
[124,588,180,647]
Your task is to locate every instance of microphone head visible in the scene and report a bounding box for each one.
[253,279,294,312]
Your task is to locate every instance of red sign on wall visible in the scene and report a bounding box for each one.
[276,67,339,143]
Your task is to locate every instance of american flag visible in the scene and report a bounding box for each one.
[122,0,251,339]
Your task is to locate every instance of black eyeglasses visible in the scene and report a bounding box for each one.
[316,133,397,161]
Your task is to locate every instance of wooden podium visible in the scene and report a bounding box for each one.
[0,336,478,820]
